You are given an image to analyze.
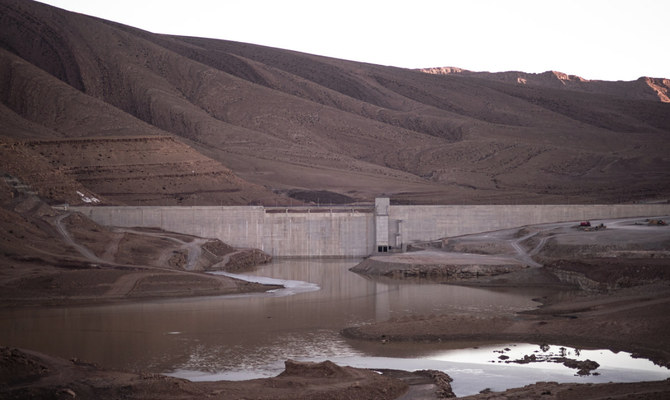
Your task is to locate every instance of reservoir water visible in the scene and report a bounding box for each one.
[1,259,668,396]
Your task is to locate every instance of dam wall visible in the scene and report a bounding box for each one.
[74,206,374,257]
[73,202,670,257]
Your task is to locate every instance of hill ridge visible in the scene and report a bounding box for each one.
[1,0,669,205]
[419,66,670,103]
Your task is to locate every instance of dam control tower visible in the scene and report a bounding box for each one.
[375,197,390,253]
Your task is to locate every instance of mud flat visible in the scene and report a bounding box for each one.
[0,348,411,400]
[351,251,528,281]
[344,218,670,398]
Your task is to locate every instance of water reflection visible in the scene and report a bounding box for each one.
[169,342,670,397]
[0,259,542,373]
[1,258,668,396]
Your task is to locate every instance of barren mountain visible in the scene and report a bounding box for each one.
[420,67,670,103]
[1,0,669,206]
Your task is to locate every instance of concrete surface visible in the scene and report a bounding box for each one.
[73,202,670,257]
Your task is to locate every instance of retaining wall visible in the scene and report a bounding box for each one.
[73,203,670,257]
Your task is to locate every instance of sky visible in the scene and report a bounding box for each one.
[36,0,668,81]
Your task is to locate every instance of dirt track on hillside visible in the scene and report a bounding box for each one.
[0,193,277,307]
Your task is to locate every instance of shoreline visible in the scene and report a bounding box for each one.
[342,281,670,367]
[3,270,670,399]
[4,278,670,399]
[3,211,670,398]
[339,219,670,397]
[0,279,284,309]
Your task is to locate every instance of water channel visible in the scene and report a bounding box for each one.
[1,259,668,396]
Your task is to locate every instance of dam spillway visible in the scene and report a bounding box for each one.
[72,199,670,257]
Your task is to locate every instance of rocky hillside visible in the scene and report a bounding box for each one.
[420,67,670,103]
[1,0,669,206]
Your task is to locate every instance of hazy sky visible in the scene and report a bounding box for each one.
[37,0,668,81]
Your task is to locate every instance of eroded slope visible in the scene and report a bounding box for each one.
[1,0,669,204]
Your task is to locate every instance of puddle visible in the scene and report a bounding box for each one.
[168,343,670,397]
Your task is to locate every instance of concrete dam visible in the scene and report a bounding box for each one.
[73,199,670,257]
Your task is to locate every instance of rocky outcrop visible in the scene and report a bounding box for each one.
[224,249,272,272]
[419,67,670,102]
[0,348,408,400]
[642,77,670,102]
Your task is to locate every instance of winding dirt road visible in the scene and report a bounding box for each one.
[51,212,238,298]
[54,213,106,264]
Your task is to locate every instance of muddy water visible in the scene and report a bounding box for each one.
[0,260,539,369]
[1,259,668,396]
